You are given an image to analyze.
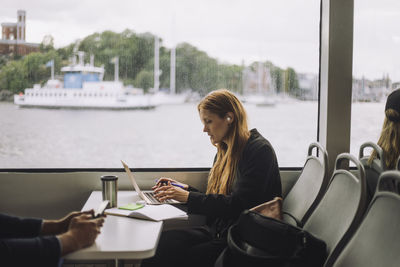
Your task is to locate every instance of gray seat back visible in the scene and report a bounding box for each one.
[303,153,367,266]
[282,142,328,226]
[359,142,385,201]
[332,171,400,267]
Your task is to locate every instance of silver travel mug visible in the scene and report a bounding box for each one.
[101,175,118,208]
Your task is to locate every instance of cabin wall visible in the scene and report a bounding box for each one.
[0,170,299,219]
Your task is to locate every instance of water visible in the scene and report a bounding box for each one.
[0,101,384,168]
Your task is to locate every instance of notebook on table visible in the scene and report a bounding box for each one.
[105,204,187,221]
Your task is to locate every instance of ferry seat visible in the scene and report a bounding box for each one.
[359,142,385,202]
[301,153,367,267]
[331,171,400,267]
[282,142,329,227]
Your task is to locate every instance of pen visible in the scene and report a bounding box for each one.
[155,179,185,189]
[171,182,185,189]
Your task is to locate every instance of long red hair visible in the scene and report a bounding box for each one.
[198,89,250,195]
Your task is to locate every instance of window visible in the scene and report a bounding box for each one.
[351,0,399,156]
[0,1,320,168]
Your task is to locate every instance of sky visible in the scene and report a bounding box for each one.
[1,0,400,81]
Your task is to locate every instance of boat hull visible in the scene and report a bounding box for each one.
[14,103,156,110]
[14,92,156,110]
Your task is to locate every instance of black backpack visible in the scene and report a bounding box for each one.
[215,210,327,267]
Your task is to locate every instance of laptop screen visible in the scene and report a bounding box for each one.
[121,160,147,201]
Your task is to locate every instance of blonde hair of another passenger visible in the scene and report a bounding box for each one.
[198,89,250,195]
[369,109,400,169]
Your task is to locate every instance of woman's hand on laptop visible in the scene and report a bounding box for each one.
[153,182,189,203]
[152,177,188,191]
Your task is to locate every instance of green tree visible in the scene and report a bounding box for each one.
[285,67,299,95]
[135,70,153,91]
[159,46,171,89]
[23,52,47,83]
[0,28,305,99]
[0,50,62,93]
[0,61,27,93]
[0,55,10,69]
[57,44,74,61]
[216,64,243,93]
[39,35,55,52]
[271,66,284,93]
[78,30,155,82]
[175,43,219,94]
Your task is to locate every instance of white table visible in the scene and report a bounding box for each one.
[64,191,163,265]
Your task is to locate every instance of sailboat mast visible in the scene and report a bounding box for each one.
[170,46,176,94]
[154,36,160,92]
[114,56,119,82]
[51,59,54,80]
[257,61,262,94]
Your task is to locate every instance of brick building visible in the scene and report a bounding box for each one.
[0,10,39,56]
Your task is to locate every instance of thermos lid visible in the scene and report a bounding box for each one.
[101,175,118,181]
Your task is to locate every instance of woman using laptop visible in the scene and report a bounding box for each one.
[142,89,282,267]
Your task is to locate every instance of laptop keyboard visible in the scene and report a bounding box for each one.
[144,192,175,204]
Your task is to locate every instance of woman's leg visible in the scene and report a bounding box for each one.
[186,238,227,267]
[141,227,212,267]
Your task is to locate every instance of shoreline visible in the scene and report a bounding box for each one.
[0,90,13,102]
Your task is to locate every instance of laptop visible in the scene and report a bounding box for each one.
[121,160,180,205]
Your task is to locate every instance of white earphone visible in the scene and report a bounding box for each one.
[227,117,231,121]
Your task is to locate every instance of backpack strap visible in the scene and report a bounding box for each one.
[283,211,303,227]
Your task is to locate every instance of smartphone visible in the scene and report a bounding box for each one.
[94,200,109,218]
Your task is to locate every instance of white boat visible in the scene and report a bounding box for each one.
[151,90,193,105]
[243,62,278,107]
[14,52,155,110]
[244,94,277,107]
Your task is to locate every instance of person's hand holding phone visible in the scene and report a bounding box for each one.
[41,210,95,236]
[93,200,109,218]
[58,213,105,255]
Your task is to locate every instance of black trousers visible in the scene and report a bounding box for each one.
[141,227,227,267]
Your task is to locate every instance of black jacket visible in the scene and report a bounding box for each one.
[187,128,282,238]
[0,213,61,267]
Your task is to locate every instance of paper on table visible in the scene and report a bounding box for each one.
[105,204,188,221]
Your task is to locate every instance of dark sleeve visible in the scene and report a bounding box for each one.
[187,144,281,219]
[187,185,200,192]
[0,213,42,238]
[0,213,61,266]
[0,236,61,267]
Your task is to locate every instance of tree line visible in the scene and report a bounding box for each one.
[0,29,300,96]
